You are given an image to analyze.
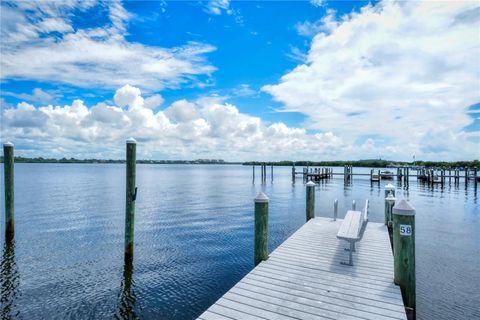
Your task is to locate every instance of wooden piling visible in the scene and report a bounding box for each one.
[306,181,315,221]
[254,192,269,266]
[270,165,273,182]
[252,164,255,182]
[125,138,137,260]
[385,192,395,226]
[3,142,14,239]
[333,199,338,221]
[393,199,416,313]
[352,199,356,211]
[384,184,395,225]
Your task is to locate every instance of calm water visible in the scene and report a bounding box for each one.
[0,164,479,320]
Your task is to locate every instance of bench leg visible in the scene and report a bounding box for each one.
[343,242,356,252]
[341,242,354,266]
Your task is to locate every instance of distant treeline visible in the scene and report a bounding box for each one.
[0,156,235,165]
[0,157,478,168]
[243,159,480,169]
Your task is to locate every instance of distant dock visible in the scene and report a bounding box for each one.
[284,165,479,186]
[198,217,407,320]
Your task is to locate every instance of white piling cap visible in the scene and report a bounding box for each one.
[255,192,269,203]
[306,181,316,187]
[126,137,137,144]
[385,183,395,190]
[3,141,14,147]
[386,193,396,202]
[393,199,415,216]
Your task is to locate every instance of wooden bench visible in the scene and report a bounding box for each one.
[336,200,369,266]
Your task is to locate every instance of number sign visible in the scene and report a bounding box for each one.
[399,224,412,236]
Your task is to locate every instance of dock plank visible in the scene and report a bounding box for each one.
[198,217,407,320]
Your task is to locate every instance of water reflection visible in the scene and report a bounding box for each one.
[116,257,138,320]
[1,239,20,320]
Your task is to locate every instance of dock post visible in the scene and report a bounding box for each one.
[352,200,356,211]
[3,142,15,239]
[271,165,273,182]
[125,138,137,261]
[253,165,255,183]
[384,184,395,225]
[306,181,316,221]
[333,199,338,221]
[385,193,396,226]
[475,168,478,186]
[465,168,469,187]
[254,192,269,266]
[292,165,295,184]
[393,200,416,313]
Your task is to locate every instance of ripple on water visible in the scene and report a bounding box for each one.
[0,164,478,319]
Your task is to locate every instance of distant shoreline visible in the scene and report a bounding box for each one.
[1,157,478,168]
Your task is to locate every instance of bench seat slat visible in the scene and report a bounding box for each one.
[337,210,362,240]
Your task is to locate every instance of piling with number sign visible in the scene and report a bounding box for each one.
[393,199,416,313]
[254,192,269,266]
[3,142,14,239]
[125,138,137,260]
[306,181,316,221]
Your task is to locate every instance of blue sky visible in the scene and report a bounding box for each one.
[1,0,479,161]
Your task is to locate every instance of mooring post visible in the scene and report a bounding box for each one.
[465,168,469,186]
[393,199,416,313]
[254,192,269,266]
[384,184,395,225]
[306,181,316,221]
[3,142,14,239]
[475,168,478,186]
[292,165,295,184]
[352,200,356,211]
[271,164,273,182]
[333,199,338,221]
[385,192,396,226]
[252,164,255,183]
[125,138,137,260]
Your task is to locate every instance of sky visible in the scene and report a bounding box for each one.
[0,0,479,161]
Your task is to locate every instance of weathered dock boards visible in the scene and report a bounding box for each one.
[198,217,406,320]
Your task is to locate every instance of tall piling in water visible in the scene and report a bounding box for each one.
[254,192,269,266]
[306,181,316,221]
[125,138,137,261]
[333,199,338,221]
[3,142,14,239]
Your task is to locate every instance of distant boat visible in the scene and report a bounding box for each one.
[380,170,394,180]
[371,174,380,182]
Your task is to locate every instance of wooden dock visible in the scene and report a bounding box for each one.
[198,217,406,320]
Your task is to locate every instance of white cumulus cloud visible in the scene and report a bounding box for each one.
[2,85,345,160]
[264,1,480,160]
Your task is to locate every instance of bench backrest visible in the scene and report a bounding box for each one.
[356,199,369,236]
[363,199,369,223]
